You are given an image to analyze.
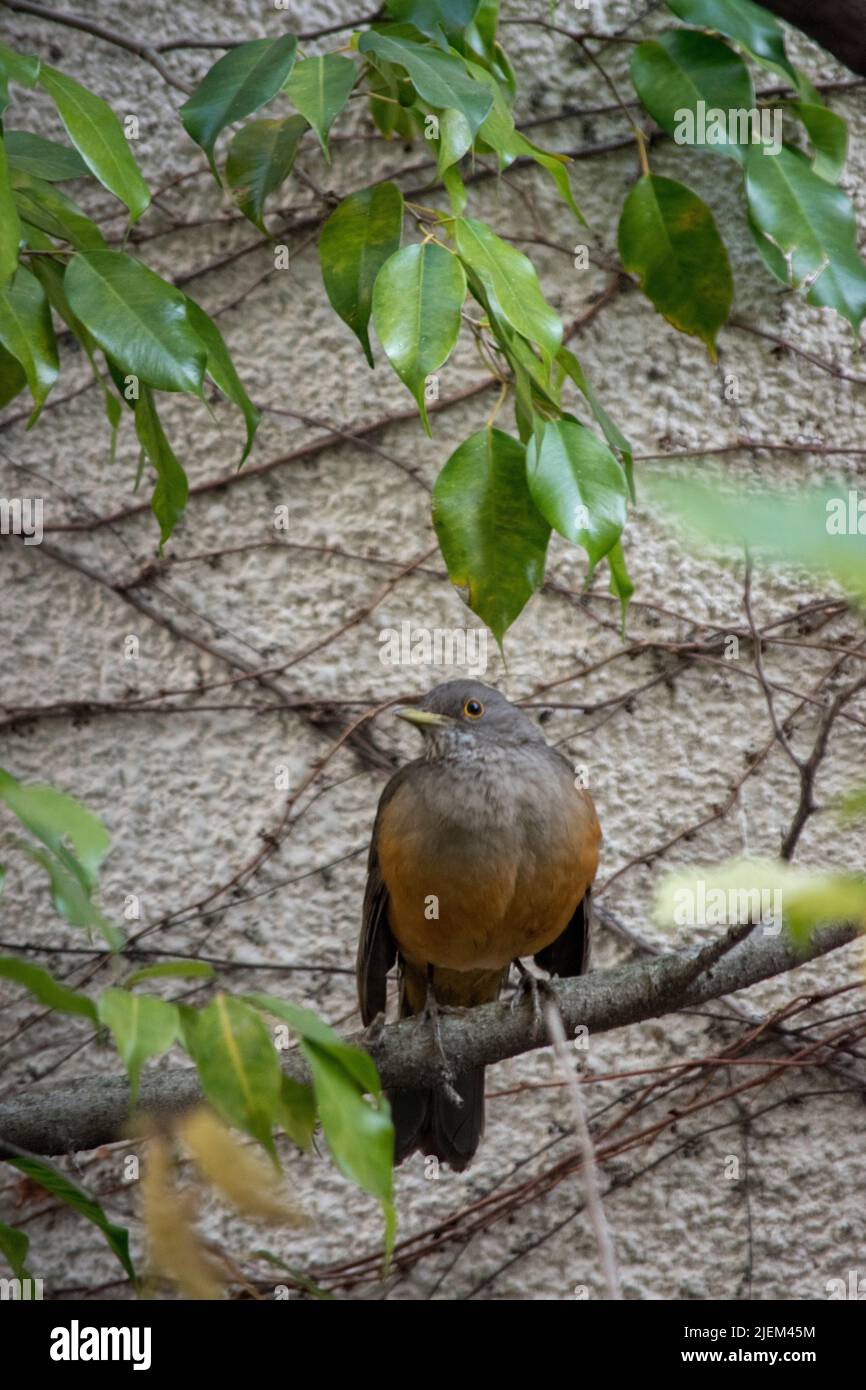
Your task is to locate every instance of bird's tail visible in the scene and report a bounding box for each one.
[390,964,503,1170]
[389,1067,485,1172]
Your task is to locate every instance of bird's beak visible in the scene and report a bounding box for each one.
[394,706,453,728]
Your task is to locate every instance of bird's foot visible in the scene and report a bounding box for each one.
[421,989,463,1108]
[510,959,555,1035]
[361,1011,386,1048]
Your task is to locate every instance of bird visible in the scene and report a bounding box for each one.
[357,678,601,1170]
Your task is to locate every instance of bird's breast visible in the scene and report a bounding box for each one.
[377,755,599,971]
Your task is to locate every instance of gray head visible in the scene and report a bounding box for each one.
[394,680,545,757]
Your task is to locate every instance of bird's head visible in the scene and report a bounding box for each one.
[394,680,544,757]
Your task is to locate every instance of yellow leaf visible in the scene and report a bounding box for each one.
[179,1107,305,1225]
[141,1134,224,1300]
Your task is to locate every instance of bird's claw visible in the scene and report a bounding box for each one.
[421,990,463,1107]
[510,960,555,1035]
[361,1011,386,1047]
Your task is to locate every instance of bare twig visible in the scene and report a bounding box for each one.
[543,997,621,1300]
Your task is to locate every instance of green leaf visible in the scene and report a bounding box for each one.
[509,132,584,223]
[746,203,786,282]
[224,115,307,233]
[180,35,298,177]
[4,130,90,181]
[526,418,628,576]
[385,0,481,48]
[0,1222,31,1282]
[839,786,866,822]
[456,215,562,364]
[0,767,110,890]
[665,0,798,85]
[371,240,465,432]
[463,58,583,220]
[490,40,516,100]
[12,169,106,250]
[0,134,22,288]
[244,994,382,1097]
[512,368,544,444]
[285,54,357,163]
[0,266,57,424]
[183,295,260,465]
[607,540,634,633]
[278,1075,317,1151]
[488,302,558,407]
[97,988,179,1105]
[367,62,419,141]
[790,102,848,183]
[469,0,499,51]
[618,173,732,358]
[556,346,635,502]
[471,59,515,155]
[66,249,206,394]
[301,1038,394,1246]
[180,994,283,1158]
[0,753,116,942]
[25,240,120,432]
[435,106,473,175]
[358,32,492,137]
[126,959,215,986]
[630,30,754,162]
[745,145,866,330]
[646,474,866,604]
[0,956,98,1022]
[9,839,123,948]
[0,341,25,408]
[774,872,866,946]
[442,161,467,215]
[38,65,150,222]
[0,42,40,89]
[432,426,550,643]
[249,993,398,1248]
[7,1154,136,1283]
[654,856,866,948]
[134,385,189,545]
[319,182,403,367]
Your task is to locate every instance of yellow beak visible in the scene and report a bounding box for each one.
[394,707,453,728]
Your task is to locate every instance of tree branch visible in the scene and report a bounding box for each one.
[3,0,193,93]
[0,920,860,1158]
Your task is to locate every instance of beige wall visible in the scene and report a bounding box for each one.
[2,1,865,1299]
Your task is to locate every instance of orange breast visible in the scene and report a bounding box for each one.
[377,774,600,973]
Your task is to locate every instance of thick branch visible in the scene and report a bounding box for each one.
[0,921,860,1158]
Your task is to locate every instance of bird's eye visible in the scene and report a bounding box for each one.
[463,698,484,719]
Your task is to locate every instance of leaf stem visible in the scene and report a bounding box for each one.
[575,36,650,177]
[485,379,509,426]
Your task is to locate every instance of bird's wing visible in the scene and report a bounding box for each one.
[531,745,598,978]
[356,769,409,1025]
[534,886,593,977]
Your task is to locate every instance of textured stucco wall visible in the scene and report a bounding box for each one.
[1,0,865,1301]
